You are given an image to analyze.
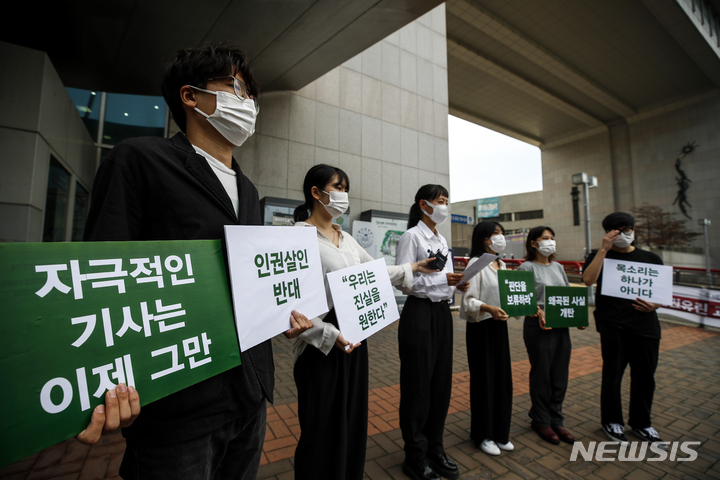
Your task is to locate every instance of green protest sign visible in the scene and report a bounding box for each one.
[498,270,537,317]
[544,286,589,328]
[0,240,240,468]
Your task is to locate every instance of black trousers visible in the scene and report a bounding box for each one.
[466,319,513,445]
[398,296,453,460]
[119,401,266,480]
[600,324,660,428]
[523,317,571,428]
[293,334,368,480]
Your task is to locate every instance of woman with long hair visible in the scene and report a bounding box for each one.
[292,165,437,480]
[395,185,468,480]
[518,226,586,445]
[459,221,514,457]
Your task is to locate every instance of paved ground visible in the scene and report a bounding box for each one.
[3,310,720,480]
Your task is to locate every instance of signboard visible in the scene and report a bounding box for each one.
[371,217,407,266]
[498,269,537,317]
[477,197,499,219]
[0,240,240,468]
[451,214,474,225]
[353,220,380,259]
[327,259,400,344]
[658,285,720,329]
[224,226,328,351]
[353,218,408,301]
[601,259,673,304]
[544,286,589,328]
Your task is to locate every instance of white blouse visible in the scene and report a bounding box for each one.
[394,221,455,302]
[293,222,413,364]
[459,257,507,322]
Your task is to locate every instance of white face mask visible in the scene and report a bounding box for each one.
[613,231,634,248]
[536,239,556,257]
[320,190,349,219]
[422,200,449,226]
[191,87,257,146]
[489,234,506,253]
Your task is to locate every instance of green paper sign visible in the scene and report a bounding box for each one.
[0,240,240,468]
[498,270,537,317]
[544,286,589,328]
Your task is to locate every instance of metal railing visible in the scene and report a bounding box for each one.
[453,257,719,288]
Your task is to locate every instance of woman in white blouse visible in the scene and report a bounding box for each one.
[459,221,514,457]
[291,164,437,480]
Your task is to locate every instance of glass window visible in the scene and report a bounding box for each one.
[43,157,70,242]
[498,213,513,222]
[515,210,544,221]
[103,93,165,145]
[72,183,89,241]
[66,87,101,142]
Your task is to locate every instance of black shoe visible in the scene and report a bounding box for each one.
[402,457,441,480]
[427,453,460,479]
[603,423,629,443]
[632,427,668,449]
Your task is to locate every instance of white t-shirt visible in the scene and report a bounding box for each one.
[192,145,239,218]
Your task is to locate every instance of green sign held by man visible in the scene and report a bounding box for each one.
[0,240,240,467]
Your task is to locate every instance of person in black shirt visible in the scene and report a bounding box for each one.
[583,212,666,448]
[81,42,313,479]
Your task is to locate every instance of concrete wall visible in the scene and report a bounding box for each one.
[541,92,720,267]
[0,42,96,242]
[233,5,452,242]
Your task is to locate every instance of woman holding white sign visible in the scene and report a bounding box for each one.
[291,165,438,480]
[518,226,586,445]
[459,221,514,457]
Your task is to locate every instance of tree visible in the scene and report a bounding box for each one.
[630,203,701,249]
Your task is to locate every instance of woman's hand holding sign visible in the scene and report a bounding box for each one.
[283,310,314,339]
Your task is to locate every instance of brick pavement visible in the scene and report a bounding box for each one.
[3,312,719,480]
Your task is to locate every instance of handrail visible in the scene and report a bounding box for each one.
[453,257,583,274]
[452,257,719,277]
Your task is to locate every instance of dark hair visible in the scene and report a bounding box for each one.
[524,226,556,262]
[293,164,350,222]
[161,42,259,133]
[470,221,505,258]
[602,212,635,232]
[407,184,449,229]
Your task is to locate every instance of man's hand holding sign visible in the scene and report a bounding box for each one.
[76,383,140,445]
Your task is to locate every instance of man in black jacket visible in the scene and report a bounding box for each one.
[79,43,311,479]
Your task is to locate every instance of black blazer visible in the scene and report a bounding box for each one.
[84,133,273,446]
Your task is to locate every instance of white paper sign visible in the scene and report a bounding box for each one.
[224,226,329,351]
[601,258,673,305]
[326,259,400,344]
[458,253,498,284]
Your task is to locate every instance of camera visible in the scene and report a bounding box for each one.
[426,248,448,270]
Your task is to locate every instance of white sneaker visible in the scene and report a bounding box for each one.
[479,439,501,455]
[496,440,514,451]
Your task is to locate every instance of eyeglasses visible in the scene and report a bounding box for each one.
[207,76,260,114]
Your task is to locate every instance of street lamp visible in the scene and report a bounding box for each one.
[572,173,598,259]
[699,219,712,288]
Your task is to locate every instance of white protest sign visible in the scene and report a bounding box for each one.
[458,253,497,284]
[601,258,673,305]
[326,259,400,345]
[224,226,329,351]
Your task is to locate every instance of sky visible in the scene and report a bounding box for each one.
[448,115,543,203]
